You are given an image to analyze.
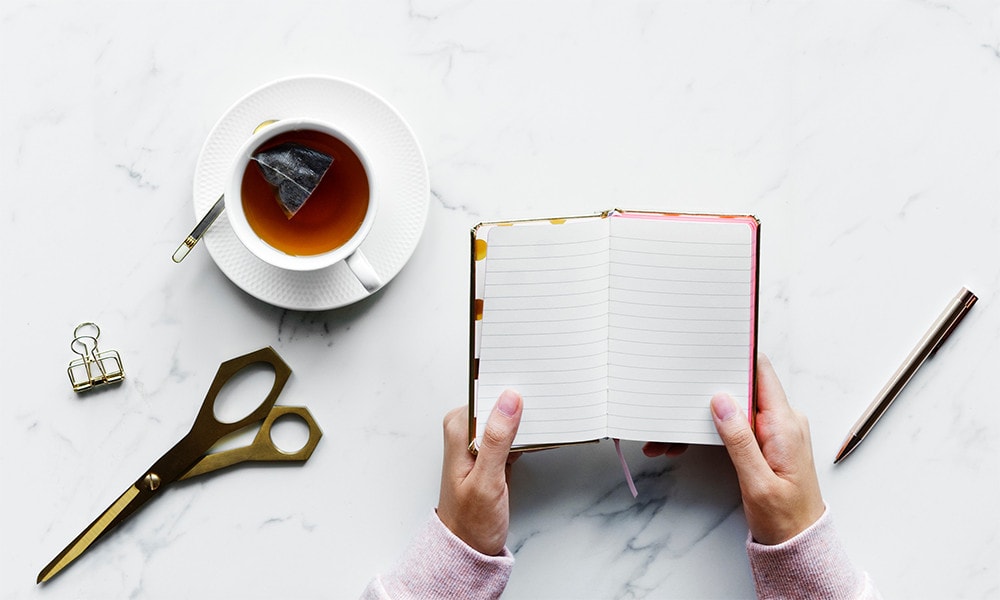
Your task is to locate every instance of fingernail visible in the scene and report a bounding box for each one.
[497,389,520,417]
[711,393,737,421]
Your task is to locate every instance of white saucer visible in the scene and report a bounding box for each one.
[193,75,429,310]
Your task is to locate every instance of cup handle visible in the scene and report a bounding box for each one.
[345,249,382,292]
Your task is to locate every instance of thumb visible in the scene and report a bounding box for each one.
[711,393,771,484]
[475,390,523,480]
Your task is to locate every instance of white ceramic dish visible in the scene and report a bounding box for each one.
[193,75,429,310]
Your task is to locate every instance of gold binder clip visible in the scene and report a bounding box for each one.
[67,322,125,392]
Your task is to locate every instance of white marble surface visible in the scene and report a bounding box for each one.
[2,1,999,598]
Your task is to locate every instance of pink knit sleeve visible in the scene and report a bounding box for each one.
[747,508,881,599]
[361,511,514,600]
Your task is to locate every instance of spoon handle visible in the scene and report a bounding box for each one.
[172,194,225,263]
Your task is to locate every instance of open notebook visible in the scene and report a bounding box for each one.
[469,209,759,451]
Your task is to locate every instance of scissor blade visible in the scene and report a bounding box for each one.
[37,484,149,584]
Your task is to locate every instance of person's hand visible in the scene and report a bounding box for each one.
[711,354,826,545]
[641,442,688,458]
[437,390,523,556]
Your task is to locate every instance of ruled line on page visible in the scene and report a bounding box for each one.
[476,215,757,447]
[477,219,611,447]
[606,216,755,443]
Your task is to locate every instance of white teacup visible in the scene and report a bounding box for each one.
[225,118,381,291]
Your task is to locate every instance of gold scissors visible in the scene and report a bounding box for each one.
[38,347,322,584]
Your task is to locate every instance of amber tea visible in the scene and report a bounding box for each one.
[241,129,370,256]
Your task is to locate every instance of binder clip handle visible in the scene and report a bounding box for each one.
[67,322,125,393]
[70,335,100,361]
[73,322,101,340]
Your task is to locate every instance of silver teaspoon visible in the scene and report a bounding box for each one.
[172,120,278,263]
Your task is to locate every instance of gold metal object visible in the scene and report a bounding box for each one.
[834,287,978,463]
[172,120,280,263]
[142,473,161,491]
[39,486,141,584]
[38,347,322,584]
[67,323,124,392]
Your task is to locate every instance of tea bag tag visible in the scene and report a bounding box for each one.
[252,143,334,218]
[67,322,125,392]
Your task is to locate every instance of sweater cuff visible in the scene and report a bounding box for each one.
[368,511,514,600]
[746,508,867,600]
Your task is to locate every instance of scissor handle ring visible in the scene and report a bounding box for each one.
[193,347,292,438]
[258,406,323,460]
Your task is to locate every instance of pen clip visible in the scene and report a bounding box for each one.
[928,290,977,359]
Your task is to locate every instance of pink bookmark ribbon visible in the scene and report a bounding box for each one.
[613,438,638,498]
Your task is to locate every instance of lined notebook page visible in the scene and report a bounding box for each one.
[606,216,755,445]
[476,219,610,447]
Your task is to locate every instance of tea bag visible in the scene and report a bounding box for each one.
[252,143,334,218]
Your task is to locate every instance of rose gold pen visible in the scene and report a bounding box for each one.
[834,287,978,464]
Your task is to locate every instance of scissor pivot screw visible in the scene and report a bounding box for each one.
[143,473,161,491]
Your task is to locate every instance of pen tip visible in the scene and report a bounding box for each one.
[834,435,860,464]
